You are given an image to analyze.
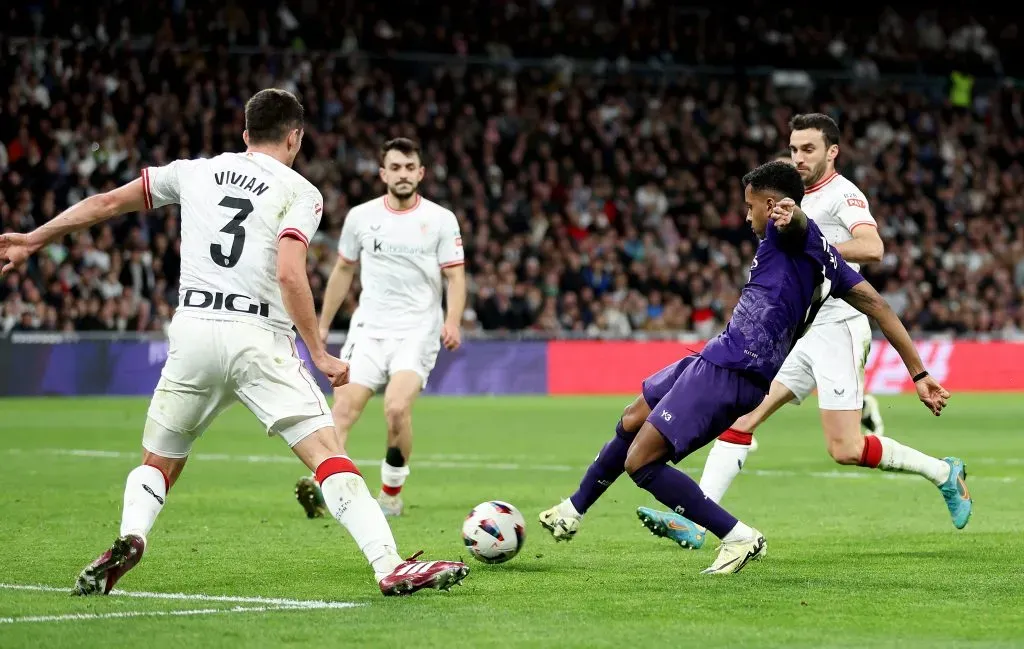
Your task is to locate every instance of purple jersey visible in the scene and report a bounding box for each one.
[701,218,865,384]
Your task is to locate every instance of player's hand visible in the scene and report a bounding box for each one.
[915,376,950,416]
[0,232,38,275]
[313,352,350,388]
[770,198,797,229]
[441,321,461,351]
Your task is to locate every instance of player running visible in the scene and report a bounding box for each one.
[294,137,466,519]
[538,161,952,574]
[0,89,468,597]
[635,115,969,550]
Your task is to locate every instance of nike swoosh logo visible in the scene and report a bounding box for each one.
[667,520,691,531]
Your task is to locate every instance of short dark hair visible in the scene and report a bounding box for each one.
[244,89,304,144]
[380,137,422,165]
[773,148,792,161]
[742,160,805,206]
[789,113,840,148]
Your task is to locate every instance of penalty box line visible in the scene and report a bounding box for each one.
[0,583,362,625]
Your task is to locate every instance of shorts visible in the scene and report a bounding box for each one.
[642,355,766,463]
[144,314,333,458]
[774,316,872,410]
[340,327,440,392]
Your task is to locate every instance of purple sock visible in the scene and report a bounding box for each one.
[630,463,738,539]
[569,421,634,514]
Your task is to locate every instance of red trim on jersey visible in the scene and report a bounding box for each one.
[141,167,153,210]
[383,194,421,214]
[440,260,465,269]
[849,221,877,233]
[278,227,309,247]
[805,171,839,194]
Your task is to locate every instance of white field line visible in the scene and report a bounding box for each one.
[0,605,301,624]
[1,448,1018,482]
[0,583,361,609]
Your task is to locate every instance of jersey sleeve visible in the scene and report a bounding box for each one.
[833,187,877,234]
[828,249,866,298]
[436,210,465,268]
[277,187,323,248]
[142,161,185,209]
[337,210,361,263]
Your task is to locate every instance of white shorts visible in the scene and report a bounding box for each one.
[144,314,333,458]
[340,327,440,393]
[774,316,873,411]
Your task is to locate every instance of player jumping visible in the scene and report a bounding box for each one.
[538,161,952,573]
[635,115,970,549]
[294,137,466,519]
[0,89,468,597]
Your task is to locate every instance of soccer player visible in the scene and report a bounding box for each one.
[294,137,466,519]
[638,114,969,550]
[0,89,468,597]
[539,161,952,574]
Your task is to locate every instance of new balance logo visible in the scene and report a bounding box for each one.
[143,484,164,505]
[395,561,437,576]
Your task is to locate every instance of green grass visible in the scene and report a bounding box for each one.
[0,394,1021,648]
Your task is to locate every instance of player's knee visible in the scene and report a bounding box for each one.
[621,397,651,433]
[384,400,412,429]
[827,436,863,465]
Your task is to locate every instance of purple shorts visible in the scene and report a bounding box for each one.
[641,355,766,462]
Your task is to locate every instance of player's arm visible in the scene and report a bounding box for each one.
[318,255,357,339]
[442,263,467,349]
[833,193,882,263]
[841,280,950,415]
[834,225,883,264]
[0,179,146,273]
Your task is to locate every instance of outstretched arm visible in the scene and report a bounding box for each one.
[842,280,950,415]
[0,178,147,273]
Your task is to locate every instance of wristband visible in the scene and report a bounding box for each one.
[912,371,929,382]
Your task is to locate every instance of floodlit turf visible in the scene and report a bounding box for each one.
[0,394,1021,648]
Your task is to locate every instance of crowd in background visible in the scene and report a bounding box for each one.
[2,3,1023,338]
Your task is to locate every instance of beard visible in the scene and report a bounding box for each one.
[389,182,418,200]
[802,159,830,187]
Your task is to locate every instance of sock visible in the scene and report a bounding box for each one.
[876,436,951,485]
[721,520,757,544]
[119,464,168,544]
[316,456,403,581]
[699,429,753,504]
[568,421,633,515]
[630,462,739,540]
[380,447,410,496]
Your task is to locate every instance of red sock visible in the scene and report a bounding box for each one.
[718,428,754,446]
[859,435,883,468]
[381,484,402,496]
[315,456,362,484]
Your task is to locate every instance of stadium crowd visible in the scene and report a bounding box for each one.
[1,3,1023,338]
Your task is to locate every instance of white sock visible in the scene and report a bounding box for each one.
[699,440,751,504]
[721,520,756,543]
[557,498,581,519]
[380,460,410,495]
[119,465,167,544]
[318,457,403,581]
[878,437,951,486]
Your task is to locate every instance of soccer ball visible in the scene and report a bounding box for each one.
[461,500,526,564]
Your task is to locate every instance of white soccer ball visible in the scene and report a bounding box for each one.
[461,500,526,564]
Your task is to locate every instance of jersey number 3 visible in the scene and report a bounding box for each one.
[211,197,254,268]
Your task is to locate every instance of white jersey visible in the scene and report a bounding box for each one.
[338,194,464,337]
[144,151,323,336]
[801,171,877,324]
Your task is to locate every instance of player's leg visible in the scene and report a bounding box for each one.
[76,318,228,594]
[818,318,970,528]
[538,356,689,541]
[294,334,381,519]
[624,357,766,574]
[638,379,797,549]
[244,333,467,595]
[377,370,424,516]
[539,394,649,541]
